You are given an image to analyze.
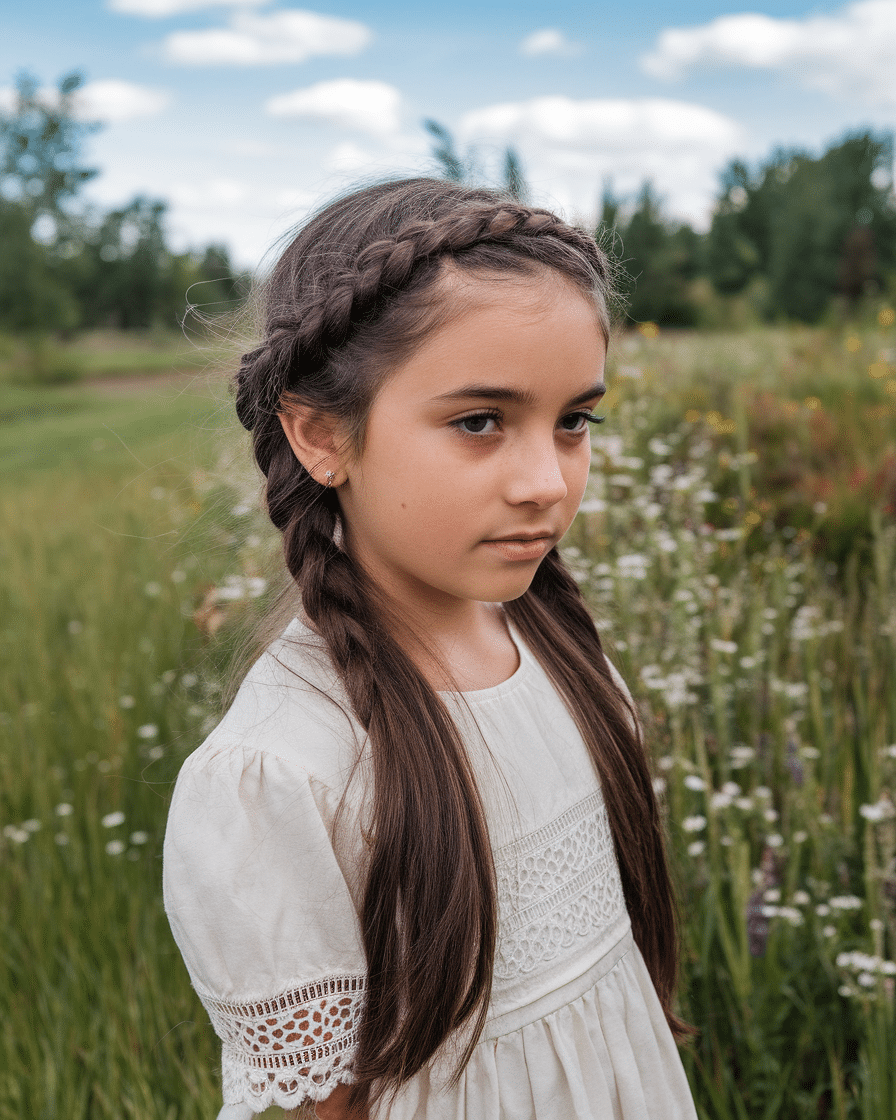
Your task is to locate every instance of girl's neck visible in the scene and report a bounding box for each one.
[411,601,520,693]
[301,595,520,693]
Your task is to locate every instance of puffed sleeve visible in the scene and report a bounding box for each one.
[163,740,367,1117]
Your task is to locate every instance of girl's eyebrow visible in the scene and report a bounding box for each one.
[431,382,607,407]
[568,382,607,407]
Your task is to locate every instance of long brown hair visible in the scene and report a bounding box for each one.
[234,178,687,1110]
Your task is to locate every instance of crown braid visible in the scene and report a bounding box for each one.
[235,195,611,461]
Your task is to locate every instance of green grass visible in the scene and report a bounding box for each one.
[69,330,217,375]
[1,323,895,1119]
[0,379,226,474]
[0,371,270,1120]
[0,329,238,385]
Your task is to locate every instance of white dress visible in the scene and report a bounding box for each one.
[163,619,697,1119]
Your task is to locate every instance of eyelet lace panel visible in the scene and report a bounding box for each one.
[494,789,626,980]
[202,974,366,1108]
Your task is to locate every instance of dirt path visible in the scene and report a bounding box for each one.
[86,368,224,394]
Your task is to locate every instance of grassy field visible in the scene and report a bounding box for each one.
[1,322,895,1119]
[0,329,235,387]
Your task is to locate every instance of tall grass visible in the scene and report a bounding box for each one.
[1,323,895,1118]
[0,376,265,1120]
[574,320,896,1117]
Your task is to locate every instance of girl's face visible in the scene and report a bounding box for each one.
[337,270,607,622]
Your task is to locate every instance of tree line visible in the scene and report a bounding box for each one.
[428,120,896,327]
[2,70,895,341]
[0,71,245,339]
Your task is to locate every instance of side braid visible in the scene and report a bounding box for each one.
[505,552,687,1032]
[280,496,497,1098]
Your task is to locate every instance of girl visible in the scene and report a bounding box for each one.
[163,178,697,1120]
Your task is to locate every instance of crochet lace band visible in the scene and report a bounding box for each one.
[202,974,366,1108]
[494,788,626,980]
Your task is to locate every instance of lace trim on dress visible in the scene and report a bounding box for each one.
[494,789,626,980]
[203,974,366,1108]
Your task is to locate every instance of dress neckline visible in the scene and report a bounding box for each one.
[438,623,533,702]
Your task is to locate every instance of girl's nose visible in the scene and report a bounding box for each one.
[505,444,568,508]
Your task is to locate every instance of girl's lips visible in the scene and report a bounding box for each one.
[480,536,554,561]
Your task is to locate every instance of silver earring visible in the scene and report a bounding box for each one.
[324,470,336,487]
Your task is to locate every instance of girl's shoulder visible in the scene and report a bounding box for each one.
[179,617,364,793]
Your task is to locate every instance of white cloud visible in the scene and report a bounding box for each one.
[323,140,380,172]
[461,96,739,154]
[163,8,371,65]
[75,80,171,122]
[322,134,427,174]
[265,79,401,135]
[642,0,896,108]
[82,156,308,266]
[109,0,265,16]
[520,29,582,57]
[169,188,316,267]
[0,80,170,123]
[459,95,743,227]
[167,177,252,208]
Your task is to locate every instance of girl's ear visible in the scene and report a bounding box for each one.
[278,404,348,487]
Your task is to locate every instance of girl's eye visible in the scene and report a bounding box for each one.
[454,412,500,435]
[453,409,605,437]
[560,411,605,433]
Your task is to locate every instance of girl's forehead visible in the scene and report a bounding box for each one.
[427,268,603,351]
[375,278,606,405]
[436,263,589,313]
[415,267,603,360]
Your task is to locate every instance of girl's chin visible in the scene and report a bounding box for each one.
[469,573,540,605]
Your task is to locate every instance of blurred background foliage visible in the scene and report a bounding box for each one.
[0,71,246,377]
[3,69,895,373]
[425,115,896,331]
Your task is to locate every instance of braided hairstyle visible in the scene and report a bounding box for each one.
[235,178,685,1109]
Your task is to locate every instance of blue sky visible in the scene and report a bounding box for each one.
[4,0,895,266]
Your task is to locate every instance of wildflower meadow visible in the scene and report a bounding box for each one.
[1,318,895,1119]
